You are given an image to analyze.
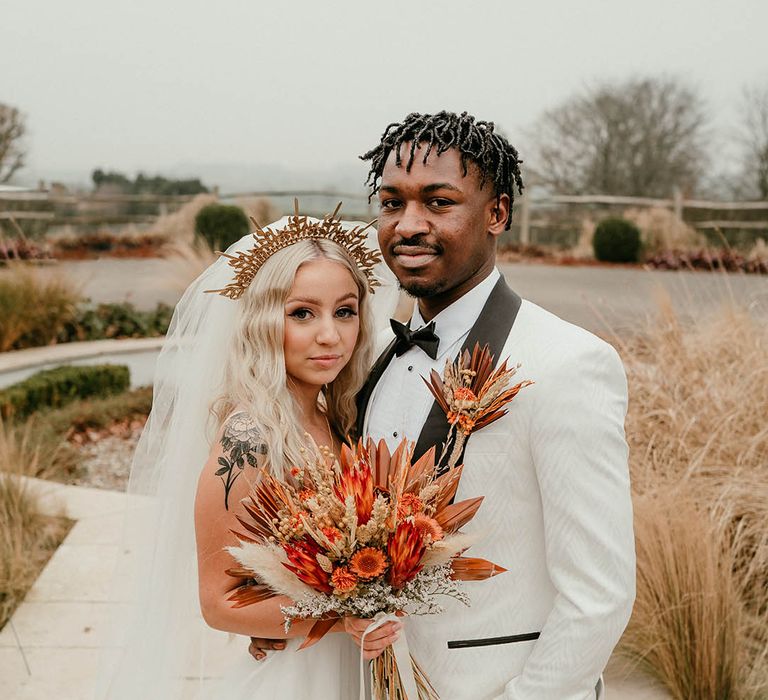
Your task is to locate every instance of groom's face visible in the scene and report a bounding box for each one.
[376,143,507,301]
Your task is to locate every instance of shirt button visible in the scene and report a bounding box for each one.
[407,366,413,371]
[393,431,398,438]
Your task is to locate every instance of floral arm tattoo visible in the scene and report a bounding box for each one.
[216,412,267,510]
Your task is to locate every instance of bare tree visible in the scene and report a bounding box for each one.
[737,85,768,200]
[528,77,709,197]
[0,102,26,183]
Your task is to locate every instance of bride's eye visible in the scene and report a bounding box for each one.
[289,308,313,320]
[335,306,358,319]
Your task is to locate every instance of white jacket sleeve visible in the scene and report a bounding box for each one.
[500,342,636,700]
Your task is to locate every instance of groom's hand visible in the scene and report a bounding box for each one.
[248,637,286,661]
[343,617,402,661]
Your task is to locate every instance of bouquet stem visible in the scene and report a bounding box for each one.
[371,647,440,700]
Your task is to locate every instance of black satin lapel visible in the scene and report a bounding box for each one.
[355,339,398,439]
[412,390,454,465]
[463,277,521,362]
[412,277,522,463]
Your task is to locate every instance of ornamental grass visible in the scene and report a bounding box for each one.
[616,293,768,699]
[159,235,217,295]
[0,263,83,351]
[0,418,71,629]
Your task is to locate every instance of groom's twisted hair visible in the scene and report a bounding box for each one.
[360,111,524,229]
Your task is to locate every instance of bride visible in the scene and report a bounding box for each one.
[98,210,402,699]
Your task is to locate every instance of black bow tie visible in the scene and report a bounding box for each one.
[390,319,440,360]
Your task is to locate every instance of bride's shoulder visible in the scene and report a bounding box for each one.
[218,408,268,458]
[196,408,268,513]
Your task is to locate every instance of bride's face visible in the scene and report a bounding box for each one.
[283,258,360,391]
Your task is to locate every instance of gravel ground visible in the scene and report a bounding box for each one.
[75,428,143,491]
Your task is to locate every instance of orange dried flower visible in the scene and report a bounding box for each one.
[290,467,301,477]
[349,547,388,580]
[447,410,476,433]
[387,520,426,588]
[454,387,477,402]
[331,566,358,593]
[412,513,444,542]
[298,488,316,502]
[282,541,332,594]
[322,526,342,544]
[336,456,375,525]
[457,415,476,433]
[397,492,424,519]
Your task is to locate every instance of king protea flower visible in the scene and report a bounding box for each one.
[283,540,333,594]
[424,343,533,470]
[336,446,375,525]
[387,520,426,588]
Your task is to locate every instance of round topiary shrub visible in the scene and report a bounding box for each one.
[592,218,642,263]
[195,204,250,251]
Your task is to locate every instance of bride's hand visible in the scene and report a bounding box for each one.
[248,637,286,661]
[343,617,403,661]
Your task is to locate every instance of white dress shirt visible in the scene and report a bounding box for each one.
[366,268,501,450]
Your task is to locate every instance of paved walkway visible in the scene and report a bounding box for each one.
[0,258,180,311]
[0,479,130,700]
[0,479,670,699]
[499,261,768,335]
[0,337,163,390]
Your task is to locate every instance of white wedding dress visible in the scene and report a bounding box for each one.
[199,634,361,699]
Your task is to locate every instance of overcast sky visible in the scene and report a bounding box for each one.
[2,0,767,188]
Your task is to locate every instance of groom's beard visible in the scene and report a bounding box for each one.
[399,278,449,298]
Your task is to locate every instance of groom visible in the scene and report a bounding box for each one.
[253,111,636,699]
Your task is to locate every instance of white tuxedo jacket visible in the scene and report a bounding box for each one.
[358,282,635,700]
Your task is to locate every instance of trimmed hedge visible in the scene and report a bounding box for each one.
[58,302,172,344]
[592,218,642,263]
[0,364,130,420]
[195,203,250,251]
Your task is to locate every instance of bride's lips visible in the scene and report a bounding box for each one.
[392,246,440,270]
[310,355,342,369]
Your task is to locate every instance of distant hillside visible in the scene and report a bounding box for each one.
[14,160,372,197]
[165,160,371,195]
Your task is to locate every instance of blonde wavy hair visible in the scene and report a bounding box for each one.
[212,238,374,471]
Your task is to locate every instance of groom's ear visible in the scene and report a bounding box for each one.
[488,193,510,238]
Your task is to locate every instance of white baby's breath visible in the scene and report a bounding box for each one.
[280,563,469,632]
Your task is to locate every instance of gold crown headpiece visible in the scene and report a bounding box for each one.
[205,200,382,300]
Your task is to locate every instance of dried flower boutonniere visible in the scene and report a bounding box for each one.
[424,343,533,471]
